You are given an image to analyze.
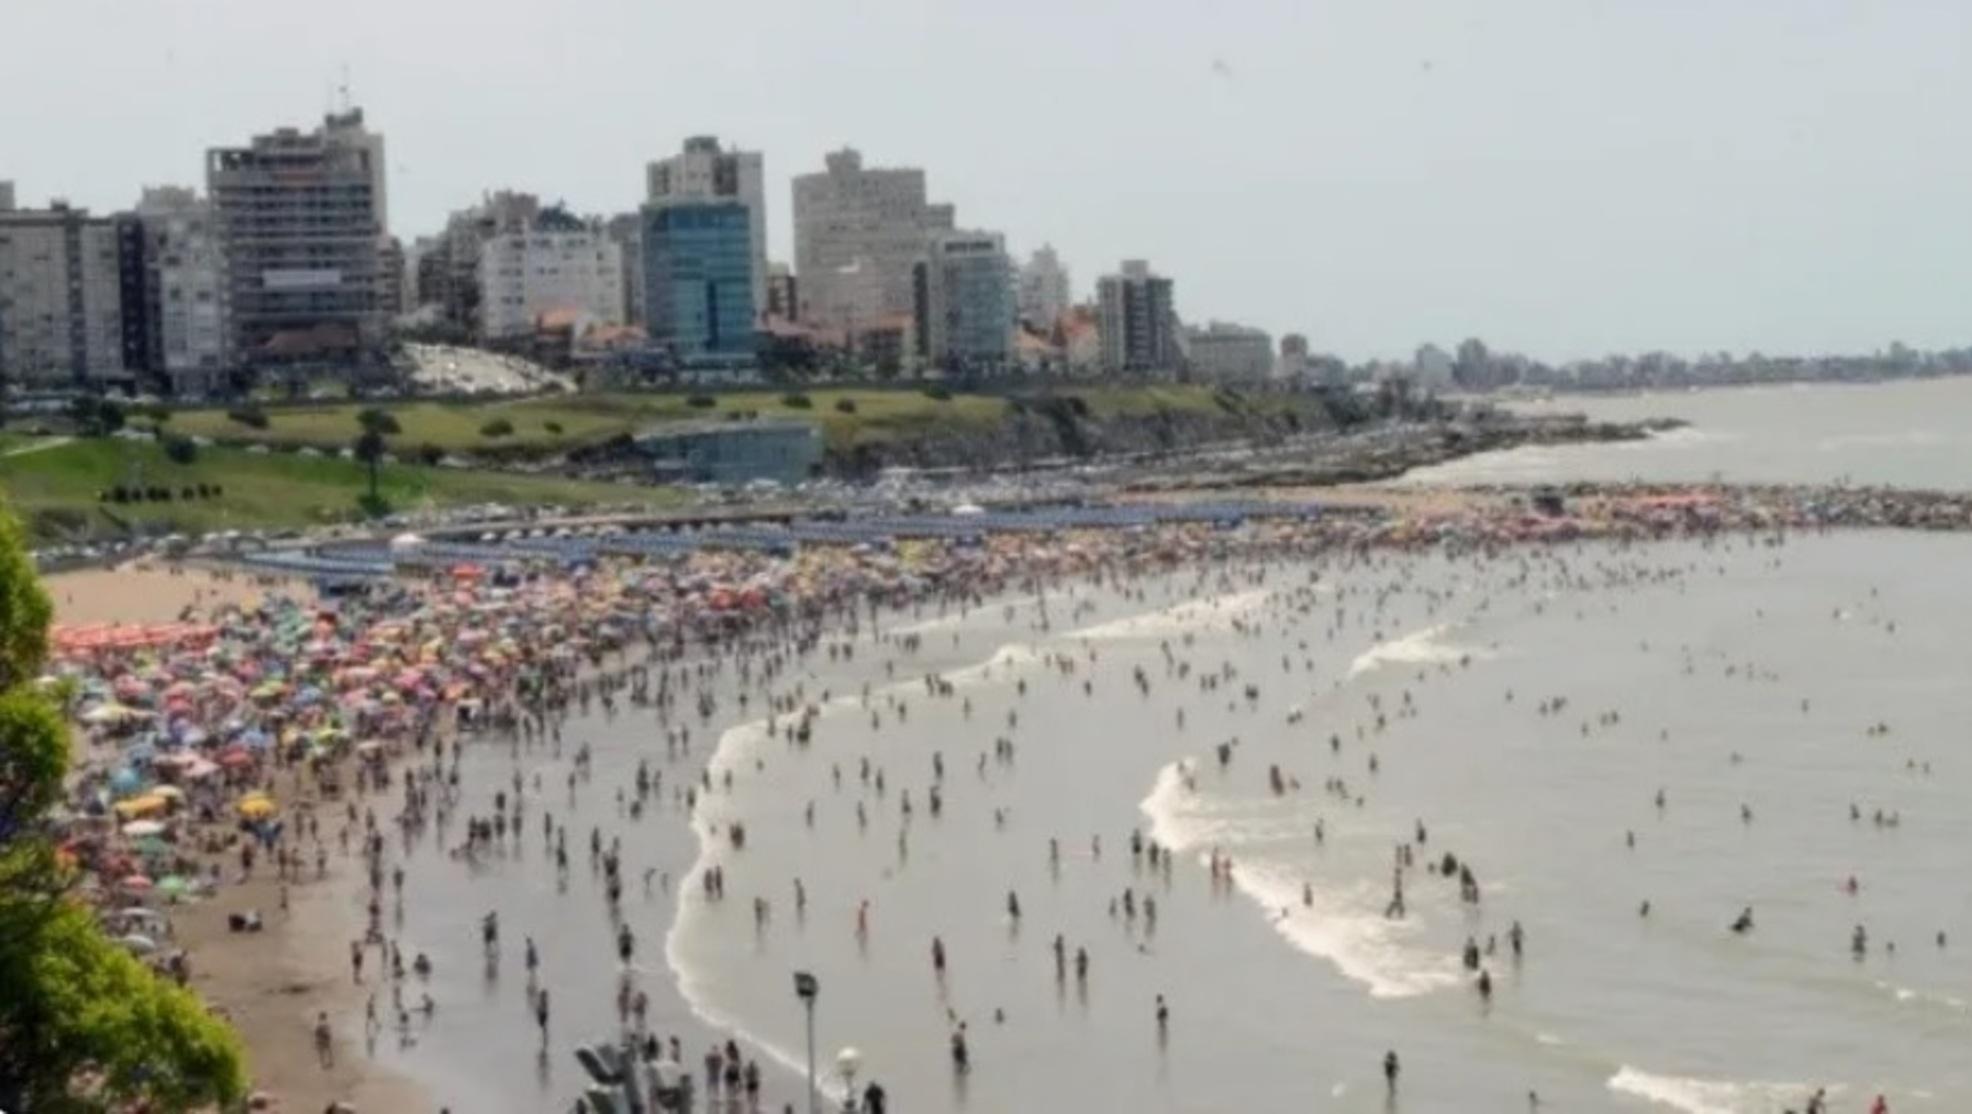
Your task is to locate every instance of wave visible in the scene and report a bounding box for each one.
[1347,623,1490,679]
[1139,760,1463,999]
[1070,589,1271,642]
[1608,1066,1826,1114]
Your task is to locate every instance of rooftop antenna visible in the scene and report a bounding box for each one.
[337,64,353,112]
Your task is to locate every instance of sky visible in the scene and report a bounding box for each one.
[3,0,1968,363]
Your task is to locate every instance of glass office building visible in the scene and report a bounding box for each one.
[641,201,756,363]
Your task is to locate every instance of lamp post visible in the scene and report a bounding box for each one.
[793,971,819,1114]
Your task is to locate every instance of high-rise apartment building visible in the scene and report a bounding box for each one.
[0,190,129,388]
[645,137,766,311]
[642,201,756,363]
[764,263,797,322]
[477,206,624,340]
[1096,260,1178,376]
[792,148,955,333]
[206,108,388,367]
[134,186,227,395]
[913,231,1014,372]
[1017,244,1071,330]
[604,213,646,328]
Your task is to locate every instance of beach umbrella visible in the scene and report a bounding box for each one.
[117,933,159,955]
[155,875,192,897]
[119,874,153,893]
[237,796,277,820]
[121,819,166,837]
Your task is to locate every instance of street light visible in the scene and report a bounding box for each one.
[793,971,819,1114]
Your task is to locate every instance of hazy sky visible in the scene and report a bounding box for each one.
[4,0,1968,361]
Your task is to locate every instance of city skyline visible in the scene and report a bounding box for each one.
[3,0,1969,362]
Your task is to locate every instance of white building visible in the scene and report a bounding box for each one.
[477,207,624,341]
[646,136,766,312]
[0,189,128,387]
[792,147,955,333]
[1017,244,1071,329]
[135,186,227,395]
[1412,343,1455,390]
[1184,321,1274,383]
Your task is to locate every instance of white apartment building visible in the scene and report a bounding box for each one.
[646,136,766,311]
[0,189,127,387]
[1184,321,1274,383]
[792,147,955,333]
[1017,244,1071,329]
[476,208,624,340]
[135,186,227,395]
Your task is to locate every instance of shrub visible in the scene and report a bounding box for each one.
[834,398,858,415]
[161,434,198,465]
[227,404,269,429]
[922,385,953,401]
[686,394,718,409]
[479,418,515,438]
[543,420,564,435]
[417,443,445,466]
[780,393,812,409]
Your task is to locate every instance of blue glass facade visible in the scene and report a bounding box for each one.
[641,201,757,361]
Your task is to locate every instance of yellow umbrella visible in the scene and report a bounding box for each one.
[237,797,278,820]
[113,794,168,819]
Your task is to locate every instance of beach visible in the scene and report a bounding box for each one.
[44,475,1972,1114]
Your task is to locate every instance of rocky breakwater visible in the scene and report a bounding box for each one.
[1124,412,1681,492]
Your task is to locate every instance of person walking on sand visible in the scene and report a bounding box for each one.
[1383,1049,1400,1093]
[313,1011,334,1068]
[535,987,550,1047]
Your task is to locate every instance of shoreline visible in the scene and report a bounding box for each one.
[43,477,1972,1111]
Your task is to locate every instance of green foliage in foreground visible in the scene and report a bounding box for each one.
[0,508,247,1109]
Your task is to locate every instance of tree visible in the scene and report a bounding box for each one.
[0,506,244,1108]
[354,428,387,506]
[356,407,401,437]
[1453,337,1492,391]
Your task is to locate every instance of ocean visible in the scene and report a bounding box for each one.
[364,380,1972,1113]
[1405,376,1972,490]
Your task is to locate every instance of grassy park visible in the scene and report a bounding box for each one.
[0,436,682,542]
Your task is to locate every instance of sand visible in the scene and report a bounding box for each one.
[46,561,298,627]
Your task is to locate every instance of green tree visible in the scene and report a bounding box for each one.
[0,507,245,1109]
[354,428,388,505]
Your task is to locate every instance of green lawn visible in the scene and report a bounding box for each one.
[164,385,1308,459]
[0,437,683,542]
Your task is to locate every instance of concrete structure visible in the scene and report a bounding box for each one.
[1278,333,1310,382]
[634,418,821,485]
[206,108,389,367]
[645,137,766,312]
[792,148,955,333]
[641,200,756,363]
[1412,343,1455,390]
[1184,321,1274,383]
[477,206,624,341]
[1096,260,1179,376]
[913,231,1014,372]
[134,186,227,395]
[604,213,645,327]
[764,263,797,322]
[0,192,129,387]
[1017,244,1071,329]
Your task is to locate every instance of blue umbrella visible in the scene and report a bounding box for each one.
[110,767,143,795]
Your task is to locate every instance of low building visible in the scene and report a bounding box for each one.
[477,205,624,341]
[1185,321,1274,383]
[634,418,821,485]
